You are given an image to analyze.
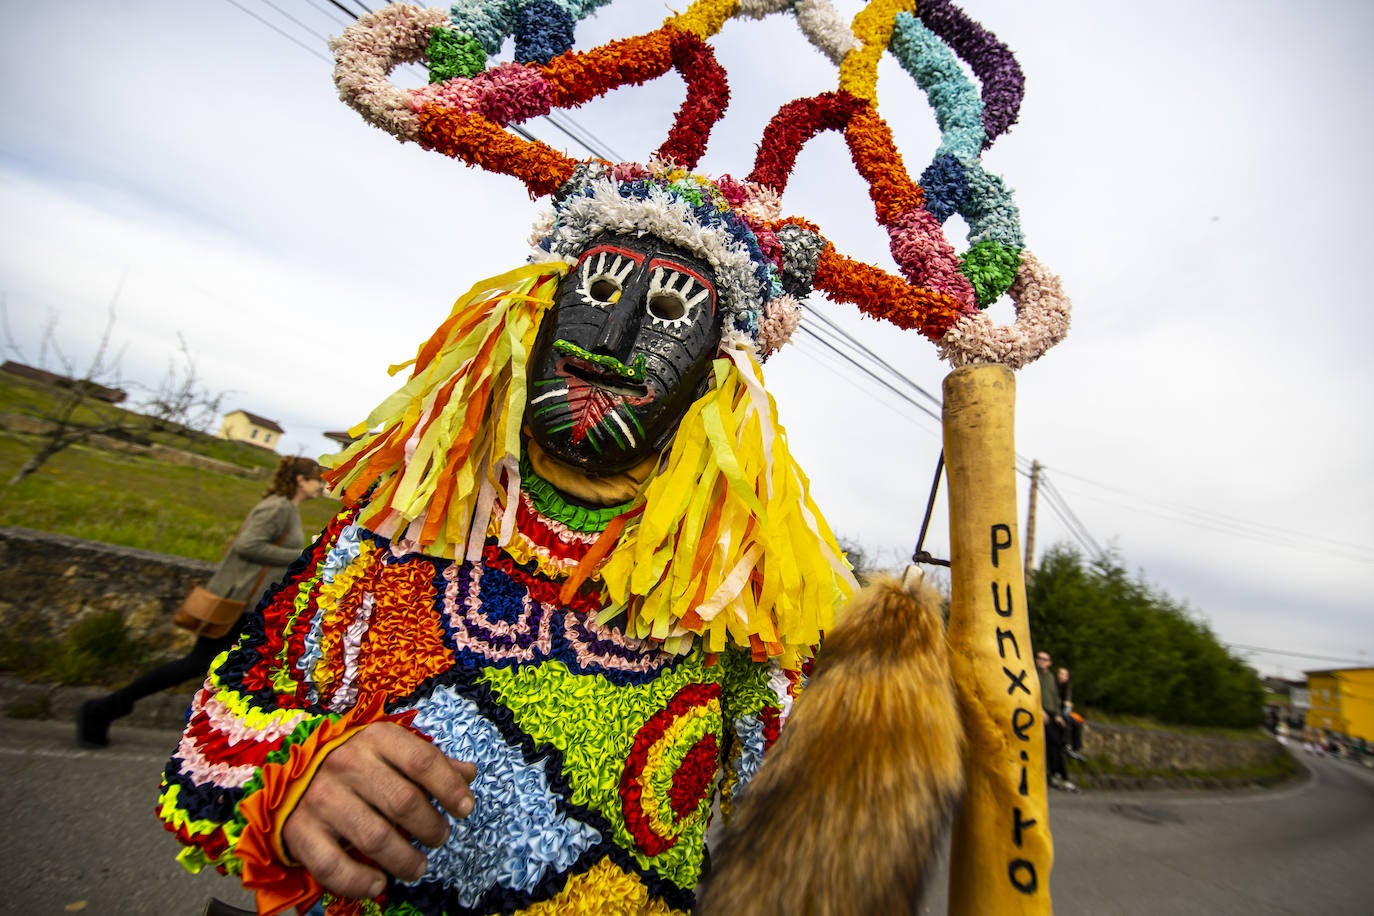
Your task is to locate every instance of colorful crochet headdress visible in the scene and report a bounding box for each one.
[332,0,1071,369]
[323,0,1071,660]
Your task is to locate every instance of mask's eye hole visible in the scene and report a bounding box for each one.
[578,250,638,306]
[646,264,712,329]
[589,277,621,304]
[647,292,686,321]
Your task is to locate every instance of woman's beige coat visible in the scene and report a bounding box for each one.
[203,494,305,613]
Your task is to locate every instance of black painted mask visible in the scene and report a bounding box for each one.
[527,235,723,475]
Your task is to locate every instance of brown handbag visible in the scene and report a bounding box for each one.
[172,586,247,639]
[173,517,286,638]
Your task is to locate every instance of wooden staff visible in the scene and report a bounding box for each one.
[943,364,1054,914]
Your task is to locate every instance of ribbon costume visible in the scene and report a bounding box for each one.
[157,2,1069,914]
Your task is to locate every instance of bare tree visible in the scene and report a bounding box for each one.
[1,285,224,485]
[836,536,870,577]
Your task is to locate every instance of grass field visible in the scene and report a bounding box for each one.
[0,377,347,685]
[0,393,342,563]
[0,433,342,560]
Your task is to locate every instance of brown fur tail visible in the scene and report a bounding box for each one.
[697,573,964,916]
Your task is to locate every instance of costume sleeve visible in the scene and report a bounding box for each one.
[233,498,304,567]
[714,648,808,820]
[156,509,405,914]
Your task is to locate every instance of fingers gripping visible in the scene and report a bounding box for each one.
[281,722,478,900]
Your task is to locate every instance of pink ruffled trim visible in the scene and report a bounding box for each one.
[174,731,261,789]
[411,61,554,125]
[887,208,978,310]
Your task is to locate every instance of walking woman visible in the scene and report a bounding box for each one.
[1057,665,1086,760]
[76,455,325,747]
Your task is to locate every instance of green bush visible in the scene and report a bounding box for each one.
[0,610,153,686]
[1029,545,1265,729]
[52,610,150,684]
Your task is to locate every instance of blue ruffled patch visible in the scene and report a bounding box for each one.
[730,713,768,791]
[920,153,968,224]
[395,684,603,907]
[515,1,575,65]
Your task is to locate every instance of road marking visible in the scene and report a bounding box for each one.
[0,745,169,764]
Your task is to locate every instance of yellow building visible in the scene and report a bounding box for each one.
[1304,667,1374,743]
[217,409,285,451]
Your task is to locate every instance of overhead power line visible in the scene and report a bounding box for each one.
[258,0,335,48]
[1037,473,1103,559]
[222,0,331,62]
[805,305,944,412]
[304,0,352,26]
[1225,643,1371,668]
[1047,472,1374,567]
[326,0,371,17]
[796,324,942,424]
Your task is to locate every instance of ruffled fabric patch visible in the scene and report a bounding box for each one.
[479,658,724,890]
[394,684,603,911]
[519,858,686,915]
[441,560,678,684]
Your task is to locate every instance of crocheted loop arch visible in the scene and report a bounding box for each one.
[331,0,1069,367]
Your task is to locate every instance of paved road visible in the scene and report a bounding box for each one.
[1036,752,1374,915]
[917,750,1374,915]
[2,718,1372,915]
[0,717,257,915]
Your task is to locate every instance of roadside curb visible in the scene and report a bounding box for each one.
[0,674,194,732]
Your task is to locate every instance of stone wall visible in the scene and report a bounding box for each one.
[1078,720,1293,789]
[0,526,213,657]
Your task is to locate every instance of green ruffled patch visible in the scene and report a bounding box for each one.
[479,657,723,887]
[428,27,487,82]
[718,645,784,718]
[961,240,1021,308]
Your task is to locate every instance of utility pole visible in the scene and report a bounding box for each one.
[1024,460,1041,576]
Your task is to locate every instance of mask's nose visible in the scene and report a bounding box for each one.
[590,266,649,361]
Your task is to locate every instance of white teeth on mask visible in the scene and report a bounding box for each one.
[608,410,637,447]
[529,387,568,406]
[579,250,640,305]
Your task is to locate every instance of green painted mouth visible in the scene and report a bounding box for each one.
[553,340,647,383]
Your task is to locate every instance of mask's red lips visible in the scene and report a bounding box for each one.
[555,355,650,397]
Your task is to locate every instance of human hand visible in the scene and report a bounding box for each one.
[281,721,477,900]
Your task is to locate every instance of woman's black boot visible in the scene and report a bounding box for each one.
[76,698,115,748]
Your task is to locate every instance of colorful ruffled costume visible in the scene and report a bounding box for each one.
[158,158,855,916]
[159,463,820,915]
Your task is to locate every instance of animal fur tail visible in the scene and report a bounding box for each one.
[697,573,964,916]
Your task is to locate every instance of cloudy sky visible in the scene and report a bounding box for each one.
[2,0,1371,680]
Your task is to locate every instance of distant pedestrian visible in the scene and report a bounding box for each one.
[1057,666,1086,761]
[76,455,325,748]
[1037,650,1076,791]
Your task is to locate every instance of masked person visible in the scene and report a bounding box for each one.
[157,167,863,916]
[157,0,1076,908]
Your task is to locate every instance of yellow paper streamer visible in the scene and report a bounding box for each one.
[601,350,857,664]
[322,262,567,559]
